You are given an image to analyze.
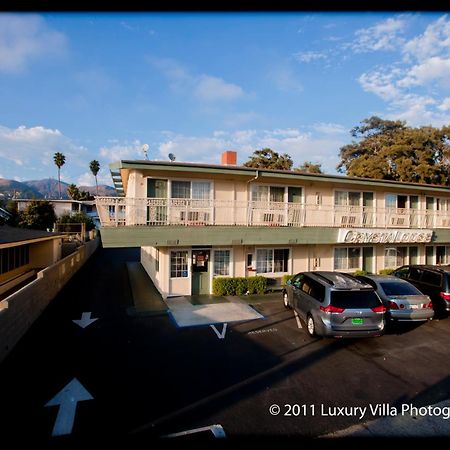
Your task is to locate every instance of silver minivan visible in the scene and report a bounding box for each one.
[283,271,386,338]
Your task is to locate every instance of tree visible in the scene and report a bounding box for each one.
[337,116,450,185]
[243,148,293,170]
[18,200,56,230]
[57,211,96,231]
[67,183,80,200]
[297,161,323,174]
[53,152,66,199]
[89,160,100,196]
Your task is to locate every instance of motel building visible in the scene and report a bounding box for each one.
[96,151,450,299]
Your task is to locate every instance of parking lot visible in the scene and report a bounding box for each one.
[1,247,450,445]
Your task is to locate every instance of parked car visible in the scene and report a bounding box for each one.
[283,271,386,338]
[392,265,450,314]
[355,275,433,322]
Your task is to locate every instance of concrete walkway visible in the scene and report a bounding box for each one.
[165,296,264,327]
[323,399,450,438]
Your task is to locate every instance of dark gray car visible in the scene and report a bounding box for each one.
[356,275,434,322]
[283,271,386,338]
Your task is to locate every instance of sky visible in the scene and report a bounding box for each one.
[1,11,450,187]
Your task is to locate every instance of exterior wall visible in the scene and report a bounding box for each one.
[29,239,62,268]
[141,246,169,298]
[0,237,99,364]
[0,263,31,286]
[232,245,245,278]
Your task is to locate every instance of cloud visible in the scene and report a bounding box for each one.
[267,65,303,93]
[150,57,244,102]
[397,56,450,88]
[348,17,406,53]
[294,51,328,63]
[156,128,346,173]
[438,97,450,111]
[77,169,112,187]
[312,123,347,135]
[99,140,144,162]
[0,14,67,73]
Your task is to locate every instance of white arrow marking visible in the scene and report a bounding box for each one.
[294,310,302,329]
[72,312,98,329]
[45,378,93,436]
[210,323,227,339]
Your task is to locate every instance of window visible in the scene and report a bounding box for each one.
[171,180,211,200]
[256,248,289,273]
[421,270,442,287]
[192,182,211,200]
[384,247,407,268]
[214,250,230,276]
[436,246,450,265]
[335,191,373,207]
[171,181,191,199]
[300,276,325,302]
[170,251,188,278]
[387,194,419,209]
[334,247,361,270]
[0,244,30,275]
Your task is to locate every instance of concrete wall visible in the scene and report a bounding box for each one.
[29,238,62,268]
[140,246,168,297]
[0,237,99,364]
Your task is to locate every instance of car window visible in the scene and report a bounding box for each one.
[379,281,422,296]
[409,267,423,281]
[299,276,325,302]
[394,266,409,279]
[421,270,442,287]
[357,276,377,289]
[330,290,381,309]
[291,274,303,289]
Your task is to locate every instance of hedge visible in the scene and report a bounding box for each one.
[379,268,395,275]
[352,270,368,276]
[212,276,268,296]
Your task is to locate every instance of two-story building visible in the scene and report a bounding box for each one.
[96,151,450,299]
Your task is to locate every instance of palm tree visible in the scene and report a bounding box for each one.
[53,152,66,199]
[89,160,100,196]
[67,183,80,200]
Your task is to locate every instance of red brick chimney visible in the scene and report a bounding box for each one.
[221,150,237,166]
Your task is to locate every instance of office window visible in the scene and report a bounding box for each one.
[256,248,289,273]
[170,251,188,278]
[213,250,230,276]
[334,247,361,270]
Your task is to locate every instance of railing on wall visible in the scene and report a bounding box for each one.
[95,197,449,229]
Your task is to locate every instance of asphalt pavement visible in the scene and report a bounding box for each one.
[1,246,450,446]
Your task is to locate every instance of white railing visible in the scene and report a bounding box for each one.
[95,197,450,229]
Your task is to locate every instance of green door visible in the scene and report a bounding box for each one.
[191,250,210,295]
[147,179,168,224]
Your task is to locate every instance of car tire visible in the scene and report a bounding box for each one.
[283,292,291,309]
[306,314,317,337]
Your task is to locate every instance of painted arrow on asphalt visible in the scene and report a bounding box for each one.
[210,323,227,339]
[45,378,94,436]
[72,312,98,329]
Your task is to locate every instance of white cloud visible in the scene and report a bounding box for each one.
[402,15,450,62]
[267,65,303,93]
[77,169,112,187]
[438,97,450,111]
[348,17,406,53]
[398,56,450,88]
[358,69,401,101]
[150,57,245,102]
[156,128,346,173]
[193,74,244,102]
[294,51,327,63]
[99,140,145,162]
[313,123,347,135]
[0,14,67,73]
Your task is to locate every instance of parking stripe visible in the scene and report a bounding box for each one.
[294,310,302,328]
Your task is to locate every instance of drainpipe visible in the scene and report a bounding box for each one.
[246,170,260,227]
[247,169,260,184]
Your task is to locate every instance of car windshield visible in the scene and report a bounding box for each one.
[379,281,422,296]
[330,290,380,309]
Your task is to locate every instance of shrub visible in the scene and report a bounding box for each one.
[57,211,96,231]
[248,276,267,295]
[379,268,394,275]
[352,270,368,276]
[282,274,294,286]
[235,277,248,295]
[213,277,248,296]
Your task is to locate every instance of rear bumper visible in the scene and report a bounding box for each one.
[389,310,434,321]
[319,319,385,338]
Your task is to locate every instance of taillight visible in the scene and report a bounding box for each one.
[427,301,433,309]
[320,305,345,313]
[440,292,450,301]
[388,301,399,310]
[371,305,386,313]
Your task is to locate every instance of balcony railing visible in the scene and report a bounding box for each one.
[95,197,450,229]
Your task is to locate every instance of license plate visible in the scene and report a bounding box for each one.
[410,304,419,309]
[352,318,364,325]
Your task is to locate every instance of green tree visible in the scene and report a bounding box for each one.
[53,152,66,199]
[18,200,56,230]
[57,211,96,231]
[297,161,323,174]
[243,148,293,170]
[89,160,100,196]
[67,183,80,200]
[337,116,450,185]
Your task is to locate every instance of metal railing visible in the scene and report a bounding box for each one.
[95,197,449,229]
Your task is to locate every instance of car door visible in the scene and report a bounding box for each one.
[298,275,322,320]
[290,274,304,316]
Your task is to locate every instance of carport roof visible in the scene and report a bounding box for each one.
[0,225,63,246]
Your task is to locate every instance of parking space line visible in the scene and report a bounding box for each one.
[294,310,302,328]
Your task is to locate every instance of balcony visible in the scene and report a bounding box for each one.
[95,197,449,229]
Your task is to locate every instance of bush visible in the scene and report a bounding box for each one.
[352,270,368,276]
[379,268,395,275]
[282,274,294,286]
[235,277,248,295]
[57,211,96,231]
[248,276,267,295]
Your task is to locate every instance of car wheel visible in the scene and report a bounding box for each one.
[306,314,316,337]
[283,292,291,309]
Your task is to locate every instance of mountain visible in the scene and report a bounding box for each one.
[0,179,42,200]
[0,178,117,200]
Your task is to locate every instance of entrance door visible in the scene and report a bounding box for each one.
[191,250,211,295]
[147,179,168,224]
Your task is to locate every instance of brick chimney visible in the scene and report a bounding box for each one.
[221,150,237,166]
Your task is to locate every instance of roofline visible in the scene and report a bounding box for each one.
[0,234,64,248]
[109,160,450,195]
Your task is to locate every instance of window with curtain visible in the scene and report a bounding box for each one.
[334,247,361,270]
[192,182,211,200]
[213,250,230,276]
[256,248,289,273]
[171,181,190,199]
[170,251,188,278]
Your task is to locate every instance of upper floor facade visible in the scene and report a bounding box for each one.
[96,157,450,231]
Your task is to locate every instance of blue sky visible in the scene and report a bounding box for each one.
[1,12,450,186]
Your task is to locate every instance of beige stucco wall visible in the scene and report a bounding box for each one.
[29,239,62,268]
[141,246,169,298]
[0,237,99,364]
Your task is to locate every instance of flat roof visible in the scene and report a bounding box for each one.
[109,160,450,196]
[0,225,63,246]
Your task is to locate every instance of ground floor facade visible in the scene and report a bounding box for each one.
[141,240,450,298]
